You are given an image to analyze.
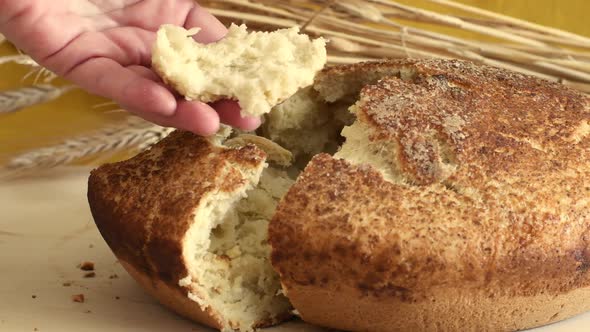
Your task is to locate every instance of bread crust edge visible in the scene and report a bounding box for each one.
[286,284,590,331]
[120,260,224,329]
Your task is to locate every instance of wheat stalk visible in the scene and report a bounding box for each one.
[0,34,5,46]
[369,0,549,48]
[333,0,385,22]
[0,85,75,114]
[427,0,590,47]
[217,0,301,19]
[0,116,174,179]
[0,54,39,66]
[0,54,57,83]
[23,66,58,84]
[383,25,590,82]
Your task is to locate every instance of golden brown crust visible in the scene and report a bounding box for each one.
[356,59,590,185]
[87,130,266,330]
[314,60,405,102]
[272,155,590,296]
[271,59,590,330]
[288,284,590,332]
[120,260,222,328]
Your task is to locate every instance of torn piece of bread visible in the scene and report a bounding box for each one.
[152,24,327,117]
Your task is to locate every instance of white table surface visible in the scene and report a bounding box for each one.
[1,167,588,332]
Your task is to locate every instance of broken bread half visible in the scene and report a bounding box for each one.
[88,59,590,332]
[152,24,327,117]
[88,130,295,331]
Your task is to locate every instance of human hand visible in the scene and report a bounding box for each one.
[0,0,260,135]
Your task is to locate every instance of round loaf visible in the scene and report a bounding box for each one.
[269,59,590,331]
[88,58,590,332]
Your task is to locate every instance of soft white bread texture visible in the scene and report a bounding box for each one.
[261,86,353,164]
[89,59,590,332]
[152,24,327,117]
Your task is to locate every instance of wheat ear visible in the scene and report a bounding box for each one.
[0,85,75,114]
[0,117,174,179]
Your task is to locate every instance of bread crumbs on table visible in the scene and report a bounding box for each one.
[115,296,120,300]
[31,295,36,299]
[71,294,85,303]
[83,272,96,278]
[78,261,94,271]
[62,282,71,287]
[109,274,119,279]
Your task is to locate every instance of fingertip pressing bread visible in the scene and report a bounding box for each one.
[152,24,327,117]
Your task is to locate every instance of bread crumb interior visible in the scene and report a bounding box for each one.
[335,107,404,183]
[185,167,293,331]
[260,86,354,168]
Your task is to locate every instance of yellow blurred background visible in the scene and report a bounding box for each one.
[1,0,589,164]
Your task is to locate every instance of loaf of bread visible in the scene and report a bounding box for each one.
[152,24,326,117]
[88,58,590,332]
